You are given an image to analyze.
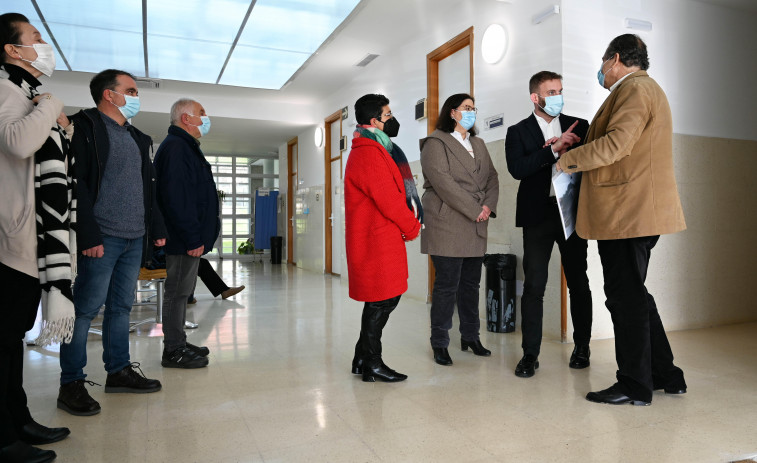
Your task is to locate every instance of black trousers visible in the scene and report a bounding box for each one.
[597,236,685,402]
[190,257,229,298]
[0,263,40,446]
[354,295,401,365]
[521,204,592,356]
[429,255,484,348]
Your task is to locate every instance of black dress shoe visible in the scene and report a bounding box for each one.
[57,380,101,416]
[514,354,539,378]
[432,347,453,366]
[0,441,56,463]
[586,384,651,406]
[569,344,590,369]
[461,338,491,356]
[654,384,687,394]
[362,361,408,383]
[105,363,162,393]
[18,421,70,445]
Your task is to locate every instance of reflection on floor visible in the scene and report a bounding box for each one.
[23,260,757,462]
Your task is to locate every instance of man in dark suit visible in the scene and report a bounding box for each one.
[505,71,593,378]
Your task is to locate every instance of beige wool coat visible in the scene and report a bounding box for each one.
[557,71,686,240]
[420,130,499,257]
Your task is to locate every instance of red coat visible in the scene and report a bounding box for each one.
[344,138,421,302]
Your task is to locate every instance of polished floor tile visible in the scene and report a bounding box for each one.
[22,260,757,462]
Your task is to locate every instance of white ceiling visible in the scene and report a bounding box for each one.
[52,0,754,158]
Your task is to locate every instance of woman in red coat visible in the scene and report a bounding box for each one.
[345,94,422,383]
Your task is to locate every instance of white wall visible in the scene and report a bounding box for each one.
[563,0,757,142]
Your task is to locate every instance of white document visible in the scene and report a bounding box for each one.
[552,171,582,239]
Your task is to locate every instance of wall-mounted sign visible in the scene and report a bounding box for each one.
[485,114,505,130]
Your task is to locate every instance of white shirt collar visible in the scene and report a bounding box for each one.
[450,130,474,157]
[610,71,634,92]
[533,111,560,129]
[451,130,469,141]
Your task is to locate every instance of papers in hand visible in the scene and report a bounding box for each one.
[552,171,582,239]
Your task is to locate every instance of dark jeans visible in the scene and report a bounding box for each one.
[429,255,484,348]
[189,257,229,300]
[354,295,401,365]
[0,263,40,446]
[163,254,200,352]
[60,235,142,384]
[598,236,685,402]
[521,204,592,356]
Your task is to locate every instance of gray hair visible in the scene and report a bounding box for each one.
[170,98,198,125]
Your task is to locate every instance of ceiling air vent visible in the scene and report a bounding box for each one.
[355,54,379,67]
[135,78,161,89]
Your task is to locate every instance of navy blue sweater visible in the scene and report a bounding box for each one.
[153,125,220,255]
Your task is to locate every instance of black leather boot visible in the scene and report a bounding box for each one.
[351,339,363,375]
[357,297,401,382]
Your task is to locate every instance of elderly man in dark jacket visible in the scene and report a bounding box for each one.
[154,98,219,369]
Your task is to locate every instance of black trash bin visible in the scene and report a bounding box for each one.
[483,254,517,333]
[270,236,283,264]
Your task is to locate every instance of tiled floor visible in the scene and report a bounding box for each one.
[23,260,757,462]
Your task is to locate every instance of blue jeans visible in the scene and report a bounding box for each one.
[60,235,143,384]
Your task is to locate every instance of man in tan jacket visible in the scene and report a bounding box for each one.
[554,34,687,406]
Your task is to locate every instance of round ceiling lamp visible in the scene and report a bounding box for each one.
[481,24,508,64]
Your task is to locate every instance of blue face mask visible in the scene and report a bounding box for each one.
[597,57,614,89]
[110,90,140,119]
[188,114,211,137]
[540,94,564,117]
[459,110,476,130]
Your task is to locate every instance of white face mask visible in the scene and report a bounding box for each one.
[13,43,56,77]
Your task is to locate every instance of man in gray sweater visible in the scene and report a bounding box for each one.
[57,69,167,416]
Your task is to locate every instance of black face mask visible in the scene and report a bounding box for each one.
[381,117,400,137]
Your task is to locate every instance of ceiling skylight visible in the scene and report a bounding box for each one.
[7,0,361,89]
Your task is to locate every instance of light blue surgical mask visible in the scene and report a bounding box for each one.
[597,57,614,89]
[540,94,564,117]
[459,111,476,130]
[188,114,211,137]
[110,90,140,119]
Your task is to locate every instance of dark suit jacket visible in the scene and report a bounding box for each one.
[505,113,588,228]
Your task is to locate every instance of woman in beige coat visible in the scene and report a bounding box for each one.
[420,93,499,365]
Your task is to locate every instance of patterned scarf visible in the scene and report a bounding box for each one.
[3,64,78,345]
[353,125,424,224]
[34,124,77,346]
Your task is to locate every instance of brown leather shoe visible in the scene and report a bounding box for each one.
[221,285,245,299]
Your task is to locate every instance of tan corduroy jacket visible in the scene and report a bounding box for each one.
[557,71,686,240]
[420,130,499,257]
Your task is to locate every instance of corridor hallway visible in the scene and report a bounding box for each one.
[23,260,757,462]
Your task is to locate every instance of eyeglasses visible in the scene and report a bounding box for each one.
[455,106,477,114]
[377,111,393,119]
